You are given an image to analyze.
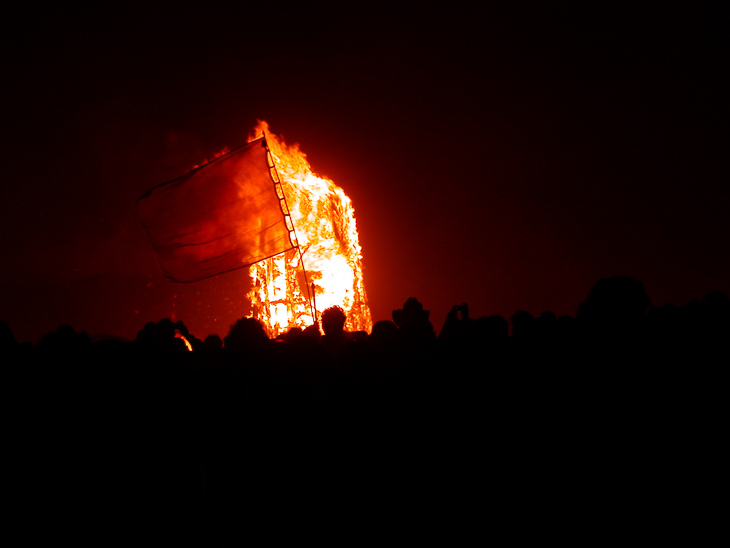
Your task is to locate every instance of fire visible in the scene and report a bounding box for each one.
[174,329,193,351]
[246,121,372,336]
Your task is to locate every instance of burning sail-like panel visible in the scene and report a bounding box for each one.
[137,138,293,283]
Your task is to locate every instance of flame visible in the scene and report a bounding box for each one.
[246,121,372,336]
[174,329,193,351]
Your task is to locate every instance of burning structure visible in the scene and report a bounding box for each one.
[248,122,371,335]
[138,120,371,336]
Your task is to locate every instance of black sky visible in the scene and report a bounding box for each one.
[1,2,728,343]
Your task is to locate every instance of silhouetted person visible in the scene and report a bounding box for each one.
[302,322,322,342]
[135,318,190,355]
[223,317,269,355]
[284,326,304,340]
[534,311,558,343]
[321,306,349,354]
[440,302,473,347]
[36,323,91,356]
[204,334,223,351]
[511,310,536,340]
[369,320,398,354]
[392,297,436,348]
[577,276,651,340]
[4,272,727,542]
[471,314,509,346]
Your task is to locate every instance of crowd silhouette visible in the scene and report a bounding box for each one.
[4,276,728,543]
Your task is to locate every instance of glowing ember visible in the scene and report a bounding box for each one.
[246,121,371,336]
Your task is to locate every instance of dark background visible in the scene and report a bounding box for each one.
[2,2,728,343]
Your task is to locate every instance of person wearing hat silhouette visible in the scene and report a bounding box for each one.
[392,297,436,346]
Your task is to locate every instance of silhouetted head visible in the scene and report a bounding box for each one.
[36,323,91,354]
[156,318,177,339]
[224,317,269,352]
[577,276,651,329]
[369,320,398,350]
[284,326,304,340]
[302,322,322,341]
[321,306,347,336]
[204,334,223,351]
[392,297,430,327]
[510,310,535,339]
[55,324,77,339]
[371,320,398,339]
[473,315,509,341]
[392,298,436,346]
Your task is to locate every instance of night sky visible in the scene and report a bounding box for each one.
[2,3,728,343]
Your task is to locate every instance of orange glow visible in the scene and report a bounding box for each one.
[174,329,193,351]
[246,121,371,336]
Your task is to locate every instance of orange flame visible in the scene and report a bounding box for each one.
[174,329,193,351]
[246,121,372,336]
